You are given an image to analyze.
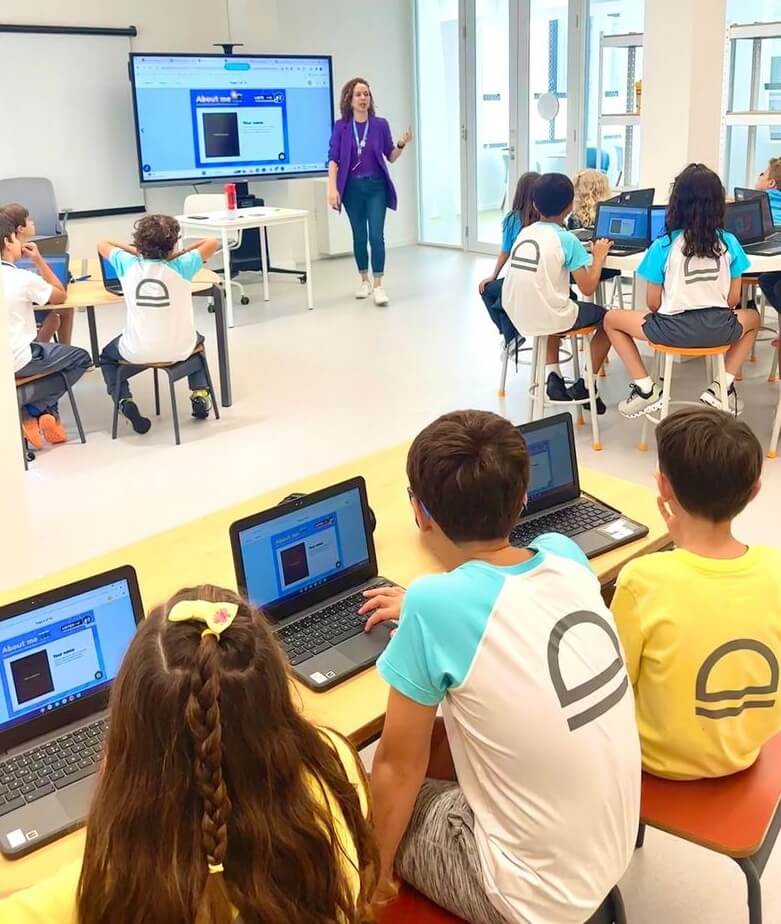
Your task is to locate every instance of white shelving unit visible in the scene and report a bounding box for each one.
[597,32,644,188]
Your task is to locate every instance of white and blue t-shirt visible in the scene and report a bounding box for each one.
[377,534,641,924]
[769,188,781,227]
[637,230,750,316]
[501,211,524,253]
[502,222,592,336]
[109,249,203,365]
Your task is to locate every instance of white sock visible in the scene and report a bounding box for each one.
[545,363,561,378]
[723,372,736,388]
[634,376,654,395]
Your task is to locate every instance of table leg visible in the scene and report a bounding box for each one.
[222,228,235,328]
[211,284,232,408]
[86,306,100,366]
[304,217,314,311]
[260,222,270,302]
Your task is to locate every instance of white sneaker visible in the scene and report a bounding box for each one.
[373,285,389,306]
[355,280,372,299]
[700,381,744,415]
[618,382,664,418]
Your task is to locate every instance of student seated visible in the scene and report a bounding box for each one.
[755,158,781,321]
[478,170,540,346]
[362,410,640,924]
[604,163,760,418]
[502,173,612,411]
[97,215,220,434]
[1,215,90,449]
[0,202,75,344]
[0,585,378,923]
[612,407,781,780]
[568,168,612,231]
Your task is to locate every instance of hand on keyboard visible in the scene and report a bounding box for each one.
[360,585,405,632]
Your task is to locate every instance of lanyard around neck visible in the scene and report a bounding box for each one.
[352,118,369,152]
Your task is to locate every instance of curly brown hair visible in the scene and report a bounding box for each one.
[665,163,726,260]
[77,584,379,924]
[132,213,181,260]
[339,77,375,120]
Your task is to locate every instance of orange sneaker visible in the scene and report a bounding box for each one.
[38,413,67,445]
[21,417,43,451]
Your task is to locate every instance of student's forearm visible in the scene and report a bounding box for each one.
[581,262,606,297]
[490,251,510,280]
[104,240,138,255]
[370,755,427,882]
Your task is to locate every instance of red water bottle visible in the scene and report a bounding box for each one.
[224,182,237,210]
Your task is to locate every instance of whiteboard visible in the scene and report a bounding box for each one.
[0,32,144,214]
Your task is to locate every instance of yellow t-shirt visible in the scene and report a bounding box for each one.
[612,546,781,780]
[1,730,367,923]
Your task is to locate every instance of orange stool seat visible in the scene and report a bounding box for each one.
[647,341,731,357]
[638,732,781,923]
[375,886,467,923]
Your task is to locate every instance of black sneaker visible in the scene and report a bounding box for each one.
[546,371,572,403]
[119,399,151,434]
[568,378,607,415]
[190,389,212,420]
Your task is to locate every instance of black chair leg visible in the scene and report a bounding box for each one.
[200,354,220,420]
[19,415,29,470]
[168,373,181,445]
[635,823,646,849]
[737,857,763,924]
[153,368,161,416]
[61,373,86,444]
[111,369,124,439]
[610,886,627,924]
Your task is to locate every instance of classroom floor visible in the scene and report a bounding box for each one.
[18,246,781,922]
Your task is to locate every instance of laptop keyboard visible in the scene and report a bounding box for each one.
[510,500,621,548]
[0,717,106,817]
[747,241,781,254]
[277,585,390,666]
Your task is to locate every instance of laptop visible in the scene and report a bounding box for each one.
[734,187,781,238]
[16,254,70,288]
[230,477,398,692]
[0,566,143,859]
[593,203,651,255]
[33,234,69,257]
[725,199,781,256]
[98,252,123,294]
[510,414,648,558]
[650,205,667,241]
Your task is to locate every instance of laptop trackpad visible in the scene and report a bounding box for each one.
[339,624,393,664]
[57,775,96,819]
[576,530,611,557]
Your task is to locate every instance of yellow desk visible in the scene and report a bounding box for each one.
[0,442,669,895]
[61,260,233,408]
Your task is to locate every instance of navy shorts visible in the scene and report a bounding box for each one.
[567,301,607,332]
[642,308,743,348]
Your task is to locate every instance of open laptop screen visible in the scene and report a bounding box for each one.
[595,205,650,244]
[99,253,120,284]
[235,483,372,614]
[650,206,667,241]
[0,577,138,737]
[725,200,764,245]
[518,415,580,516]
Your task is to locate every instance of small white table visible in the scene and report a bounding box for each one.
[177,206,314,327]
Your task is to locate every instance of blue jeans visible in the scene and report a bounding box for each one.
[100,334,207,401]
[343,177,387,275]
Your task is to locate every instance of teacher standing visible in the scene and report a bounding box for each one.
[328,77,412,306]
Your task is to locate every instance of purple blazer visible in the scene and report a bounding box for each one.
[328,115,399,211]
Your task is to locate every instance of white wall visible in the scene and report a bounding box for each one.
[0,0,416,261]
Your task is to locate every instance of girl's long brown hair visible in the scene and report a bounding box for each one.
[340,77,376,120]
[665,163,726,259]
[506,171,541,230]
[77,585,378,924]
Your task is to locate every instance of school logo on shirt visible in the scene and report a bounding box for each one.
[547,611,630,731]
[510,239,541,273]
[695,639,779,719]
[135,279,171,309]
[683,255,721,285]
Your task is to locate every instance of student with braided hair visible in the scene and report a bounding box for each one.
[1,585,378,924]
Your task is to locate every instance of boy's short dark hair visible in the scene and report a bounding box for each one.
[0,203,29,230]
[656,407,762,523]
[407,410,530,543]
[532,173,575,218]
[132,214,181,260]
[0,215,17,252]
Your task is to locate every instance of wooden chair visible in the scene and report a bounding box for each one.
[110,343,219,446]
[16,368,86,470]
[375,884,627,924]
[639,342,730,452]
[637,732,781,924]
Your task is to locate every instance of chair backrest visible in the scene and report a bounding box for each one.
[0,177,62,236]
[183,193,227,214]
[586,148,611,172]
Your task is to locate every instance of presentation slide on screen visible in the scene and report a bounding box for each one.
[526,426,575,502]
[528,441,554,496]
[132,56,333,183]
[272,513,342,592]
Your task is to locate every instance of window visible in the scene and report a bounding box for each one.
[724,3,781,191]
[584,0,645,187]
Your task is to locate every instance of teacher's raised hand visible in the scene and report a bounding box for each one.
[398,127,413,147]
